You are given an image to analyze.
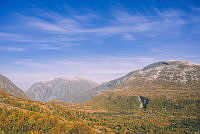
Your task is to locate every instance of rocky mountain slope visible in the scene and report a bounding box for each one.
[0,74,28,98]
[26,77,99,102]
[78,60,200,102]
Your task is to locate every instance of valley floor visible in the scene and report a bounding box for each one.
[0,89,200,134]
[50,89,200,134]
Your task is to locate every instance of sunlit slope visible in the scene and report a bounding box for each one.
[77,60,200,102]
[50,88,200,134]
[46,61,200,133]
[0,90,98,134]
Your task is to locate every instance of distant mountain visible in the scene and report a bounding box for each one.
[79,60,200,102]
[0,74,28,98]
[26,77,99,102]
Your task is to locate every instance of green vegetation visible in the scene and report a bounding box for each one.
[0,88,200,134]
[52,89,200,134]
[0,90,97,134]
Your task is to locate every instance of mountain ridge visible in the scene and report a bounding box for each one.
[0,60,200,133]
[0,74,28,99]
[26,77,99,102]
[76,60,200,102]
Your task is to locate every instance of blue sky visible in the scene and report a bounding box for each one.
[0,0,200,90]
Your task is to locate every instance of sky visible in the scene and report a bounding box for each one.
[0,0,200,90]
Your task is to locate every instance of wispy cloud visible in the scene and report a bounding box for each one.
[34,44,62,50]
[12,55,157,85]
[15,59,56,69]
[122,34,136,40]
[0,46,26,52]
[18,8,191,36]
[0,32,34,43]
[0,43,80,52]
[24,12,81,34]
[1,7,199,49]
[4,53,200,90]
[32,20,66,33]
[34,43,80,50]
[1,6,200,90]
[5,55,157,89]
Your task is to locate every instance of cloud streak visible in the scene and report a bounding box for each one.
[1,7,199,53]
[4,56,157,89]
[17,8,193,36]
[0,46,26,52]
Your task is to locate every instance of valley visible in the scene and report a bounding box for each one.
[50,89,200,133]
[0,60,200,134]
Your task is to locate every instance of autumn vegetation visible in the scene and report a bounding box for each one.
[0,87,200,133]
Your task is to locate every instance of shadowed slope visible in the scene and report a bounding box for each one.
[0,74,28,99]
[26,77,99,102]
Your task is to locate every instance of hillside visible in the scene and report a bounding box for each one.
[47,60,200,133]
[0,74,28,99]
[0,90,98,134]
[1,87,199,134]
[78,60,200,102]
[26,77,99,102]
[0,60,200,133]
[51,86,200,133]
[49,88,200,133]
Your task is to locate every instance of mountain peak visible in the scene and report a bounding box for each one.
[26,77,99,102]
[79,60,200,102]
[166,60,199,66]
[54,76,90,81]
[143,60,199,71]
[143,61,170,71]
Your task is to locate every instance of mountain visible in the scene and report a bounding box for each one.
[26,77,99,102]
[78,60,200,102]
[51,60,199,133]
[73,60,200,112]
[0,74,28,98]
[1,60,200,134]
[49,60,200,133]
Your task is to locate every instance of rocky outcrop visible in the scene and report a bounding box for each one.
[138,96,149,109]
